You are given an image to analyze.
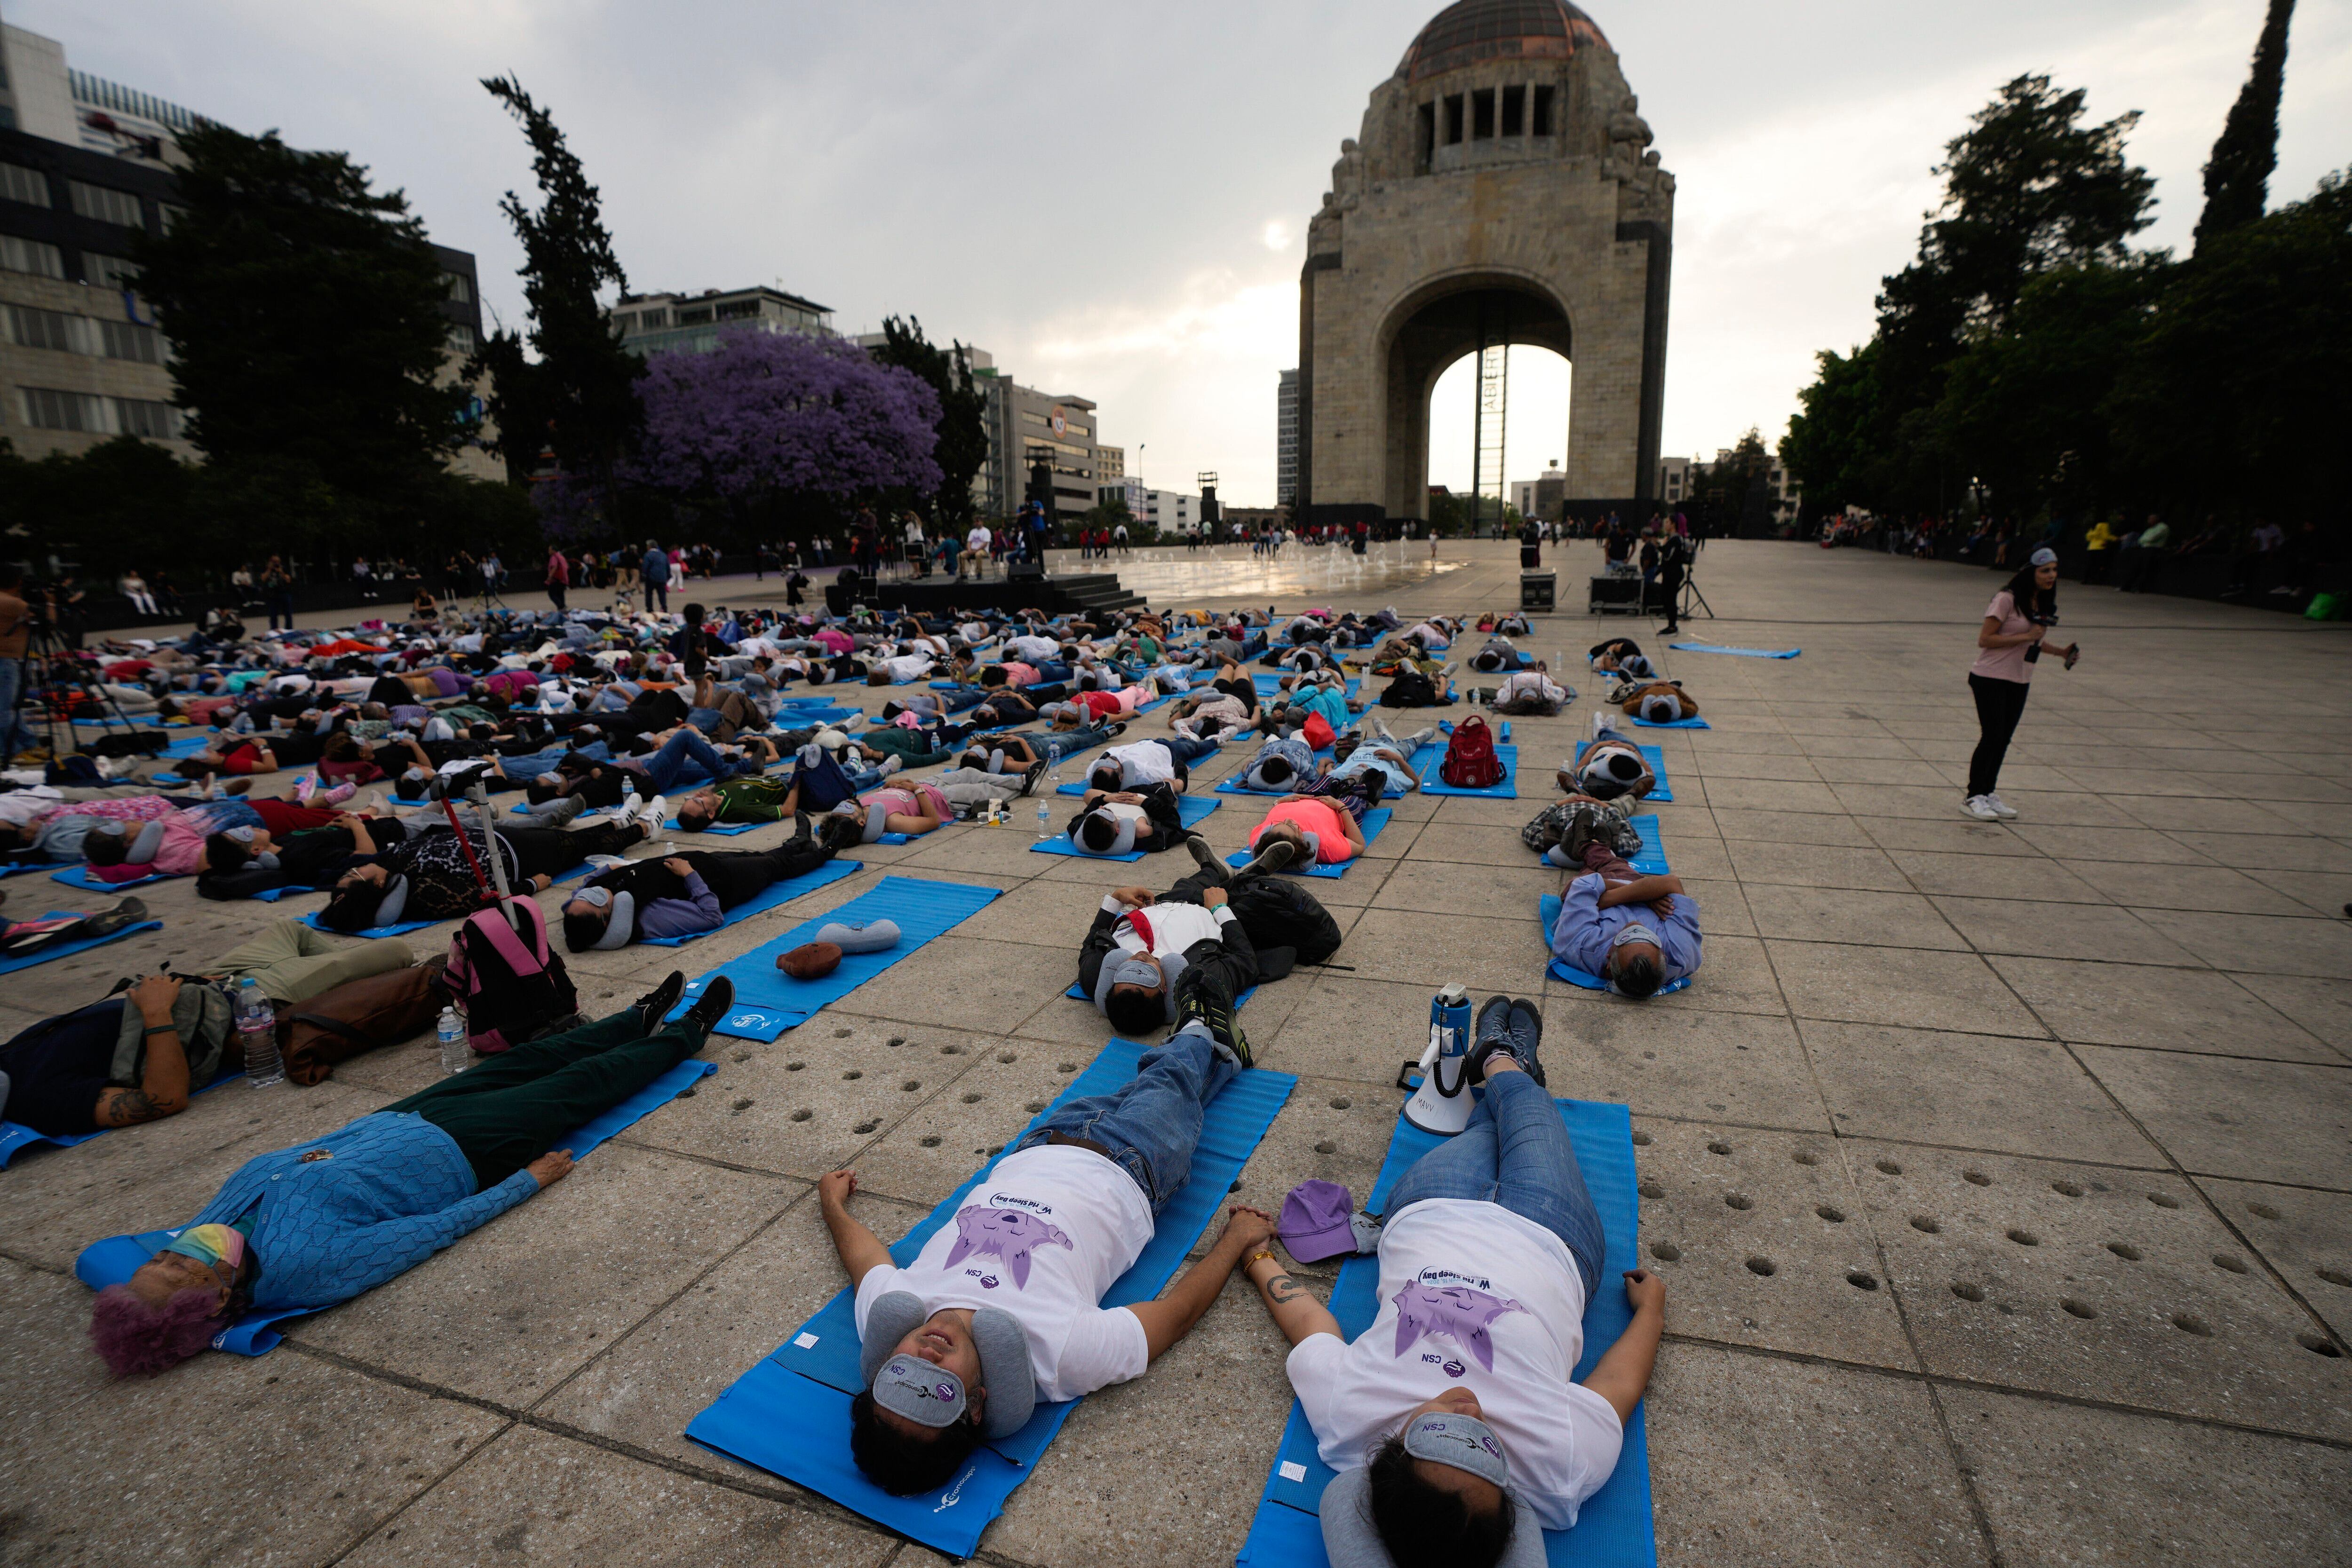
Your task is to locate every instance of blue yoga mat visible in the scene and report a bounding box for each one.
[1225,808,1392,879]
[660,816,762,836]
[638,857,861,947]
[0,1069,244,1170]
[0,911,165,976]
[50,865,175,892]
[1538,892,1692,996]
[685,1036,1297,1558]
[1,857,64,880]
[1031,793,1222,861]
[1668,642,1799,659]
[775,705,862,724]
[252,882,327,903]
[666,874,1002,1042]
[1630,714,1710,730]
[1575,740,1674,803]
[1253,672,1361,701]
[1412,741,1519,798]
[1235,1093,1654,1568]
[70,1058,715,1353]
[163,735,213,758]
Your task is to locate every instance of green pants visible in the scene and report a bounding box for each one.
[854,727,954,765]
[217,918,414,1004]
[384,1006,701,1190]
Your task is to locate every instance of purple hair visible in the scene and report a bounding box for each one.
[88,1284,223,1376]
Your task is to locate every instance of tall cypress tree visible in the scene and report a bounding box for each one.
[471,77,643,521]
[866,315,988,530]
[2194,0,2295,252]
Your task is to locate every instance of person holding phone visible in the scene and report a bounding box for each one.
[1965,546,2080,821]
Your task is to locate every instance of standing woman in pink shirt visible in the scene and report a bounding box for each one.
[1964,546,2080,822]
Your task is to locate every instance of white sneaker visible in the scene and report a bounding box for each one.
[876,754,903,777]
[1962,795,2002,822]
[644,793,668,829]
[1983,793,2019,819]
[842,713,866,731]
[1590,711,1618,740]
[612,793,640,831]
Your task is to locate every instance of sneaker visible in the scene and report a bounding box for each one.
[1508,996,1546,1076]
[79,898,150,939]
[1372,716,1398,745]
[644,794,668,829]
[1983,793,2019,820]
[535,793,586,826]
[1184,833,1232,885]
[1173,966,1250,1067]
[842,713,867,731]
[876,755,903,778]
[1962,795,2002,822]
[634,970,685,1034]
[791,810,815,843]
[682,974,736,1037]
[1590,711,1618,741]
[293,774,317,806]
[1021,760,1049,797]
[1234,838,1295,877]
[319,782,357,806]
[1473,994,1513,1053]
[611,793,640,831]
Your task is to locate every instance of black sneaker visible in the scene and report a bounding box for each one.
[1184,833,1231,885]
[682,974,736,1037]
[1022,760,1050,797]
[634,970,685,1034]
[1173,966,1250,1067]
[79,898,150,938]
[1234,838,1295,878]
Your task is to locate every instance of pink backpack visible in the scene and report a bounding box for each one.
[443,899,578,1053]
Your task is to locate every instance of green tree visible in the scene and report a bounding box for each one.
[130,122,466,546]
[2195,0,2296,252]
[1781,344,1888,514]
[864,316,988,530]
[471,77,643,526]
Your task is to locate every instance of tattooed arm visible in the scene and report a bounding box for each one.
[1244,1249,1344,1347]
[94,974,193,1128]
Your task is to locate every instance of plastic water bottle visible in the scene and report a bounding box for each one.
[235,978,283,1089]
[1035,797,1052,842]
[438,1006,468,1074]
[1046,742,1063,792]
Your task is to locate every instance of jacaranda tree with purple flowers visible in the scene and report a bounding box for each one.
[628,328,942,537]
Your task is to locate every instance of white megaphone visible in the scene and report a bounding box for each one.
[1403,982,1475,1136]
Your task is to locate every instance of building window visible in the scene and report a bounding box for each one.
[1502,85,1525,136]
[714,299,760,321]
[445,324,477,354]
[1532,86,1556,137]
[113,397,181,439]
[1444,95,1464,145]
[1472,88,1495,140]
[100,318,162,364]
[444,271,471,303]
[83,252,138,289]
[0,160,49,207]
[159,203,188,231]
[8,305,82,354]
[69,180,146,228]
[676,306,712,325]
[22,387,108,431]
[637,307,669,329]
[1416,102,1436,173]
[0,235,65,279]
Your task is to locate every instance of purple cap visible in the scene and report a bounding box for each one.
[1279,1179,1359,1263]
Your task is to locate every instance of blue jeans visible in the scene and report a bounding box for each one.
[501,740,608,779]
[639,728,742,792]
[1015,1024,1235,1214]
[1383,1070,1605,1299]
[0,658,28,761]
[1159,734,1221,766]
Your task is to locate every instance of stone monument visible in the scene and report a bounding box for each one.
[1295,0,1674,526]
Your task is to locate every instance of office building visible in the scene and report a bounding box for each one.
[1655,451,1801,523]
[1276,368,1299,505]
[978,372,1101,523]
[1511,462,1565,522]
[614,285,832,357]
[1095,443,1123,481]
[0,24,486,466]
[849,331,992,380]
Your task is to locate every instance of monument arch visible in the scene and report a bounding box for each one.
[1296,0,1673,525]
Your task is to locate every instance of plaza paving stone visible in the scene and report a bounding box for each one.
[1,539,2347,1564]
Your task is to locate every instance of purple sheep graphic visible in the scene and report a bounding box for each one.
[943,1205,1073,1289]
[1391,1281,1529,1372]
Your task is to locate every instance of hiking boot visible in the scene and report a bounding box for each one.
[634,970,685,1034]
[1508,997,1545,1070]
[1473,994,1513,1054]
[1469,995,1547,1086]
[682,974,736,1037]
[1233,838,1295,878]
[1184,833,1232,885]
[1173,966,1250,1067]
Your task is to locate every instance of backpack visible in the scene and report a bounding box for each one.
[790,746,863,812]
[444,899,577,1053]
[1379,671,1436,709]
[1438,716,1505,789]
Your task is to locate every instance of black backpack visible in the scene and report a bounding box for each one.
[1224,876,1343,968]
[1380,671,1437,708]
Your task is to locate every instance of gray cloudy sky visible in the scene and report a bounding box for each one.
[19,0,2349,505]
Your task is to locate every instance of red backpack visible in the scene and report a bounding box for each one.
[443,899,578,1053]
[1438,716,1506,789]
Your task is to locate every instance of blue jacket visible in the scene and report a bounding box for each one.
[191,1111,537,1309]
[642,549,671,584]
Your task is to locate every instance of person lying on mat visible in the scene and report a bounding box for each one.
[0,896,150,974]
[85,973,736,1377]
[1566,719,1657,803]
[1587,636,1649,675]
[1246,771,1384,869]
[1466,638,1535,674]
[1324,721,1436,795]
[1244,1001,1666,1564]
[80,792,361,883]
[317,815,655,931]
[1064,780,1186,856]
[1085,736,1221,794]
[1238,734,1316,792]
[1547,824,1700,999]
[1608,679,1696,723]
[818,958,1273,1495]
[1488,666,1569,717]
[0,971,235,1137]
[814,782,958,850]
[1076,839,1342,1036]
[672,775,810,832]
[559,824,835,950]
[198,812,408,900]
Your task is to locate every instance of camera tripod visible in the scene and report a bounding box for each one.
[9,616,148,771]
